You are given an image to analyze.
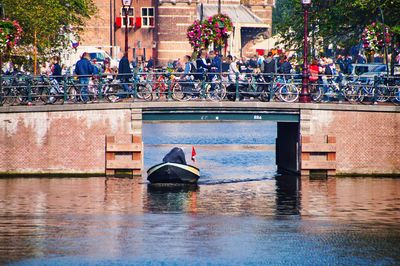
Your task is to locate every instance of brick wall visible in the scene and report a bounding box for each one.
[79,0,274,64]
[301,109,400,175]
[0,109,134,174]
[80,0,112,48]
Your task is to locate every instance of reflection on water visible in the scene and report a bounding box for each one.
[0,122,399,265]
[143,122,278,183]
[0,177,399,265]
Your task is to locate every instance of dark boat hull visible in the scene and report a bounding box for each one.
[147,163,200,184]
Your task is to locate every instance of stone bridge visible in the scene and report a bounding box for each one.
[0,102,399,176]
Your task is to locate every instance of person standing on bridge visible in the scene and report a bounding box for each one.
[113,53,133,102]
[209,51,221,83]
[75,52,95,104]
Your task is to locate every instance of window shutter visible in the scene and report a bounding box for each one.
[115,17,122,28]
[136,17,142,28]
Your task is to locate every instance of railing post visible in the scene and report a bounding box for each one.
[63,75,68,102]
[235,72,239,101]
[98,73,104,101]
[201,73,206,100]
[167,74,172,101]
[133,72,138,102]
[27,75,32,104]
[269,73,274,102]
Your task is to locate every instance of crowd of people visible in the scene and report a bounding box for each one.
[3,47,399,104]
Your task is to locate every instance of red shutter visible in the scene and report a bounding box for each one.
[115,17,122,28]
[129,17,135,28]
[136,17,142,28]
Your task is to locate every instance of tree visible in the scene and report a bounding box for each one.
[1,0,96,73]
[273,0,400,57]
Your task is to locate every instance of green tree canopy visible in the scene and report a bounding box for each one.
[273,0,400,53]
[1,0,96,56]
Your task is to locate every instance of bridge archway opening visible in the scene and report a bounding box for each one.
[142,111,300,179]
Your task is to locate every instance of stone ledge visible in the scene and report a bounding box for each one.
[1,102,399,114]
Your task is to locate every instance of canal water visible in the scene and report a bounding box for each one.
[0,121,399,265]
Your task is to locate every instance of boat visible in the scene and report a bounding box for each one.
[147,162,200,184]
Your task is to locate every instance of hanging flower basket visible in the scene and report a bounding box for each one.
[0,19,23,54]
[361,22,390,53]
[187,14,233,51]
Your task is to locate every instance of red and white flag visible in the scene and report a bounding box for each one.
[191,146,197,162]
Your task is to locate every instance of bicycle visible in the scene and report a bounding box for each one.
[39,75,78,104]
[0,75,17,105]
[226,72,269,101]
[312,74,349,103]
[102,74,152,102]
[171,76,203,101]
[205,70,227,101]
[268,75,300,103]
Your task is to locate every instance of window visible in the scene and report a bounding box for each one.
[121,7,134,16]
[120,7,134,27]
[141,7,155,28]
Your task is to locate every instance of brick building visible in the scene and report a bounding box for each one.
[79,0,274,65]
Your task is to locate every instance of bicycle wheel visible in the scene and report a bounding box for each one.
[104,83,122,102]
[344,83,359,103]
[137,84,153,101]
[278,84,299,102]
[172,83,187,101]
[15,85,29,105]
[152,85,167,101]
[207,82,226,101]
[310,83,323,102]
[46,89,58,104]
[392,88,400,105]
[1,81,14,105]
[35,81,50,104]
[67,85,78,103]
[357,86,366,103]
[375,85,390,102]
[358,86,375,104]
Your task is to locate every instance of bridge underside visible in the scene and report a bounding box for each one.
[142,108,299,122]
[142,108,301,175]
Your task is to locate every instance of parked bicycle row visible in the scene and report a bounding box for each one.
[0,72,399,105]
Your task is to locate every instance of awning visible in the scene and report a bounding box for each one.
[198,4,270,28]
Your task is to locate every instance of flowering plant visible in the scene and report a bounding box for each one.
[362,22,390,53]
[187,14,233,51]
[203,14,233,47]
[187,20,206,50]
[0,19,23,53]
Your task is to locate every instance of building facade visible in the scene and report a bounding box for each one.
[79,0,274,65]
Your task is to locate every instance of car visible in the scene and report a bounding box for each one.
[358,65,388,84]
[61,46,119,69]
[349,63,386,76]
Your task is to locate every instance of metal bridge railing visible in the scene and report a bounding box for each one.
[0,72,399,106]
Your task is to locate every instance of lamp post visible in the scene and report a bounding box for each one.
[378,6,390,77]
[122,0,132,55]
[299,0,312,103]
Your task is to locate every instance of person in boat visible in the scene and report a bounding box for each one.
[163,147,187,165]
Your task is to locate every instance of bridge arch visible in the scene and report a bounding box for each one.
[141,106,301,175]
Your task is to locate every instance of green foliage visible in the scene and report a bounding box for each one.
[1,0,96,57]
[273,0,400,52]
